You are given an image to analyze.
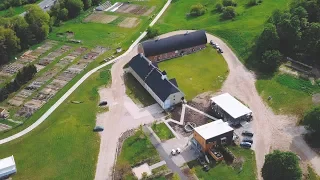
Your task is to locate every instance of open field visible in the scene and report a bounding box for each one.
[255,74,319,116]
[0,6,24,17]
[124,73,156,107]
[0,67,111,179]
[187,146,257,180]
[84,12,118,24]
[154,0,291,62]
[151,122,174,141]
[308,166,320,180]
[158,47,228,100]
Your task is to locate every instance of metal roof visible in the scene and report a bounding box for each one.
[141,30,207,57]
[194,120,233,140]
[210,93,252,119]
[0,155,16,177]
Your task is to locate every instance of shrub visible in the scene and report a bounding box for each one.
[221,6,236,20]
[190,3,206,16]
[247,0,258,6]
[222,0,237,7]
[216,3,223,12]
[216,145,235,162]
[146,26,159,39]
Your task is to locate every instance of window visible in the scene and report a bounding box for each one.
[221,137,227,145]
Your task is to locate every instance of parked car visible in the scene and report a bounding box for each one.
[242,130,254,137]
[93,126,104,132]
[203,164,210,172]
[242,137,253,144]
[218,48,223,53]
[99,101,108,106]
[171,148,181,156]
[240,142,252,149]
[44,5,49,8]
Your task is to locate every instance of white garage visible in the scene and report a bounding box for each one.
[0,155,17,179]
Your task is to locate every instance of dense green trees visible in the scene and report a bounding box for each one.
[255,0,320,72]
[0,26,20,64]
[66,0,84,18]
[303,106,320,147]
[262,150,302,180]
[221,6,236,20]
[146,26,159,39]
[0,0,37,11]
[25,5,50,42]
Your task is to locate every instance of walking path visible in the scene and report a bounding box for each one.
[0,0,172,145]
[149,161,166,170]
[143,126,188,180]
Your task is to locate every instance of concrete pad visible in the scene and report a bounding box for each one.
[123,96,163,119]
[132,163,151,180]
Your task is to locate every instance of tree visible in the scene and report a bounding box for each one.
[4,7,15,17]
[190,3,206,16]
[65,0,84,18]
[262,150,302,180]
[82,0,91,10]
[291,6,308,21]
[91,0,101,6]
[0,26,20,65]
[172,173,181,180]
[221,6,236,20]
[146,26,159,39]
[301,23,320,63]
[256,23,279,55]
[222,0,237,7]
[216,3,223,12]
[260,50,282,72]
[25,4,50,42]
[303,106,320,135]
[11,16,32,49]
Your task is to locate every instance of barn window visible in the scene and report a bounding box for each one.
[221,137,227,145]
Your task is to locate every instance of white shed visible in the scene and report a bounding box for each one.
[0,155,17,178]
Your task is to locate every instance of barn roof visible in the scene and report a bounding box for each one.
[128,54,183,102]
[141,30,207,57]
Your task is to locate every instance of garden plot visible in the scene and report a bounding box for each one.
[33,88,57,102]
[0,123,11,132]
[118,17,140,28]
[16,99,45,118]
[29,41,57,57]
[46,79,68,91]
[37,45,72,66]
[70,47,88,57]
[115,3,150,16]
[7,96,25,107]
[15,89,34,99]
[84,12,118,24]
[0,62,24,75]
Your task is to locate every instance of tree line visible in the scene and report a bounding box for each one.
[255,0,320,73]
[0,64,37,102]
[0,0,37,11]
[49,0,102,26]
[0,5,50,66]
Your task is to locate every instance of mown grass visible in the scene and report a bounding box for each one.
[151,122,174,141]
[0,67,111,180]
[307,166,320,180]
[124,73,156,107]
[158,47,228,100]
[154,0,291,62]
[118,129,161,166]
[256,74,319,116]
[188,146,257,180]
[0,6,25,17]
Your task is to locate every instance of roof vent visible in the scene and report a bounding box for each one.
[185,31,189,35]
[161,74,167,80]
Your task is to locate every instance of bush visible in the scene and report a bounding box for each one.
[247,0,258,6]
[146,26,159,39]
[221,6,236,20]
[190,3,206,16]
[216,145,235,162]
[222,0,237,7]
[216,3,223,12]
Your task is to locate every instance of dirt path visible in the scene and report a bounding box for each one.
[162,30,320,177]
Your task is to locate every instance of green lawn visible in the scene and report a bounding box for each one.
[154,0,291,62]
[0,6,25,17]
[188,146,257,180]
[255,74,320,116]
[125,73,156,107]
[151,122,174,141]
[158,47,228,100]
[118,129,161,166]
[0,67,111,180]
[308,166,320,180]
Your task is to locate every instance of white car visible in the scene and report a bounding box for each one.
[44,5,49,9]
[171,148,181,156]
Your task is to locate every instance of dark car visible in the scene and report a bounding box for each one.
[242,138,253,144]
[99,101,108,106]
[242,130,254,137]
[240,142,252,149]
[218,48,223,53]
[93,126,104,132]
[203,164,210,172]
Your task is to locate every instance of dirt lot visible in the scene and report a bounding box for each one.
[84,12,118,24]
[118,17,140,28]
[115,3,151,16]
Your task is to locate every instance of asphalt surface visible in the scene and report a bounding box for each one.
[20,0,55,16]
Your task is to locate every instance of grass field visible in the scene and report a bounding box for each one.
[151,122,174,141]
[308,166,320,180]
[124,73,156,107]
[256,74,320,116]
[158,47,228,100]
[0,67,111,179]
[188,146,257,180]
[154,0,291,62]
[0,6,25,17]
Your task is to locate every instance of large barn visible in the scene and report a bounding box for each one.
[138,30,208,62]
[128,54,185,109]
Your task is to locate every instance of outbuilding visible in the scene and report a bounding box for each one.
[138,30,208,62]
[210,93,252,125]
[128,54,185,109]
[0,155,17,179]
